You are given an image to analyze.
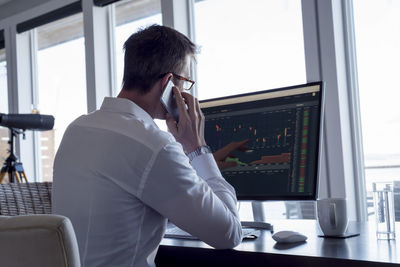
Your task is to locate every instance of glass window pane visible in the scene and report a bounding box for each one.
[36,13,86,181]
[353,0,400,219]
[194,0,310,220]
[0,47,8,164]
[114,0,162,91]
[114,0,162,128]
[194,0,306,100]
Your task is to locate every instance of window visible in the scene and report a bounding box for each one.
[36,13,86,181]
[114,0,162,91]
[0,47,8,164]
[353,0,400,219]
[114,0,163,128]
[194,0,306,100]
[194,0,308,220]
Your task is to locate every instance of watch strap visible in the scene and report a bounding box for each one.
[187,145,212,162]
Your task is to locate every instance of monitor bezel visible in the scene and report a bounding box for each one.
[200,81,324,201]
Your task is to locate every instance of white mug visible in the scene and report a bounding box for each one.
[317,198,348,236]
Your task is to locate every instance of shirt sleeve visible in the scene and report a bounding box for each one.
[139,142,242,249]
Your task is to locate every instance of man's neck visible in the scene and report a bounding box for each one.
[117,89,156,119]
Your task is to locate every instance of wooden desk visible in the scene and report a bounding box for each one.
[156,220,400,266]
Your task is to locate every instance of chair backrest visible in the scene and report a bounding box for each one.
[0,182,52,215]
[0,214,80,267]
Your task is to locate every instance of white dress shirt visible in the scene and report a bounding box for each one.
[52,97,242,267]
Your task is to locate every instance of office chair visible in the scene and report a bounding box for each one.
[0,214,80,267]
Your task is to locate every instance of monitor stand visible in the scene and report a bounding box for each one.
[241,201,274,232]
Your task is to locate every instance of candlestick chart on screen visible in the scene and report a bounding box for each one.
[202,90,321,198]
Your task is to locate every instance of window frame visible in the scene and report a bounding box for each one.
[0,0,368,222]
[301,0,366,221]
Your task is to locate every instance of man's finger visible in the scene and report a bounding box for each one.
[226,139,249,152]
[181,92,196,120]
[234,139,249,151]
[195,98,204,132]
[172,87,188,117]
[237,139,249,146]
[213,139,249,161]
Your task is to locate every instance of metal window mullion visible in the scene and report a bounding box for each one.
[29,29,38,109]
[5,26,37,181]
[83,0,114,113]
[301,0,330,199]
[302,0,362,221]
[341,0,367,221]
[187,0,198,98]
[107,4,117,96]
[4,25,22,176]
[5,26,19,114]
[29,28,42,182]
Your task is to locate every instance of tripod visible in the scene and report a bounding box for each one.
[0,128,28,183]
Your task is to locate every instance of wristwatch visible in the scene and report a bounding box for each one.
[187,145,212,162]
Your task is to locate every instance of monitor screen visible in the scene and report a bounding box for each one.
[200,82,324,200]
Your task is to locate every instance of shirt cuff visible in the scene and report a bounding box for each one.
[191,153,221,180]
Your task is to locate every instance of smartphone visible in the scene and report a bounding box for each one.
[160,79,179,122]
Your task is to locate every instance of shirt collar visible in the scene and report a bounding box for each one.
[100,97,156,126]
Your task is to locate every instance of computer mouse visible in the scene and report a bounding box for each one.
[272,230,307,243]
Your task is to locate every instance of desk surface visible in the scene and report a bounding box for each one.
[157,220,400,266]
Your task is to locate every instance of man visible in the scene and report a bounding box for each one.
[53,25,243,267]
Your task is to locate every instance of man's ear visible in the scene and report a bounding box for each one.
[160,73,173,92]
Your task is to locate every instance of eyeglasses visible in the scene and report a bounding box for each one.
[172,73,195,91]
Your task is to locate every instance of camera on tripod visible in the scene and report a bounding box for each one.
[0,113,55,183]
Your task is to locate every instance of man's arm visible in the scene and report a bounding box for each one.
[213,139,249,170]
[139,142,242,249]
[142,87,242,248]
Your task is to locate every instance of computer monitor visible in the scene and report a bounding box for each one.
[200,82,324,201]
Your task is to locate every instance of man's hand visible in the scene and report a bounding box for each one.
[166,87,206,153]
[213,139,249,170]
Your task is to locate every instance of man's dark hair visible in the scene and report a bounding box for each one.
[122,25,197,93]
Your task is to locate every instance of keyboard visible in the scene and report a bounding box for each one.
[165,225,260,240]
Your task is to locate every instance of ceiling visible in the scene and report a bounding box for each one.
[0,0,11,5]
